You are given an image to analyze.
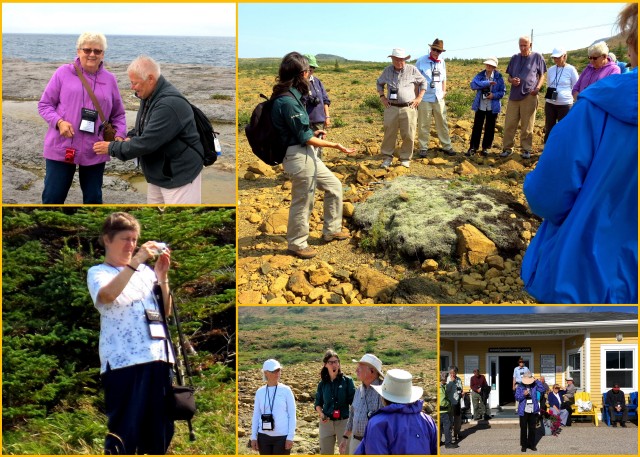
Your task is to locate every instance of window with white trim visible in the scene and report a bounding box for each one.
[567,351,582,389]
[605,350,634,388]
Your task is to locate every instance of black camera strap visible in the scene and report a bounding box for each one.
[264,385,278,414]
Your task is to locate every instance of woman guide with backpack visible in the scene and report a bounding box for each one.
[271,52,356,259]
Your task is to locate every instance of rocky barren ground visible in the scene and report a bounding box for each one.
[237,306,437,455]
[237,59,546,304]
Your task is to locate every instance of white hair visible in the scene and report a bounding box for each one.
[519,35,532,44]
[588,41,609,57]
[127,55,161,79]
[77,32,107,51]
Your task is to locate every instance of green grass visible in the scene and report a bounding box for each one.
[210,94,233,101]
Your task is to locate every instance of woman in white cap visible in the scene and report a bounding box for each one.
[250,359,297,455]
[466,57,506,157]
[543,48,579,143]
[515,374,545,452]
[354,369,437,455]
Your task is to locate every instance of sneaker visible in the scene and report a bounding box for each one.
[500,149,513,158]
[400,160,410,168]
[287,246,317,259]
[521,150,531,159]
[381,157,393,169]
[529,447,537,451]
[621,422,627,428]
[465,148,476,157]
[481,149,489,157]
[442,147,456,156]
[445,444,459,449]
[323,230,350,242]
[612,421,617,427]
[521,447,527,452]
[418,149,428,158]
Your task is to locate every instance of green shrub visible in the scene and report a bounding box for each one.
[361,95,384,113]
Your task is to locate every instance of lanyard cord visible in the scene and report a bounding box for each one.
[552,66,565,88]
[264,385,278,414]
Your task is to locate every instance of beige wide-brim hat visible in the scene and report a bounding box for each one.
[388,48,411,60]
[372,368,423,404]
[483,57,498,67]
[352,353,384,377]
[521,374,536,385]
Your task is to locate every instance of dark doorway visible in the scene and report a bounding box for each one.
[499,356,520,406]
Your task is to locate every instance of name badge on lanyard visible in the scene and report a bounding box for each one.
[145,308,167,340]
[79,107,98,134]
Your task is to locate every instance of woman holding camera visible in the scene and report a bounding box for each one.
[466,57,506,157]
[314,350,356,454]
[87,212,174,454]
[250,359,297,455]
[544,48,579,143]
[38,32,126,204]
[303,54,331,158]
[515,374,546,452]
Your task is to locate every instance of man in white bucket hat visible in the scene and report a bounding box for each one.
[376,49,427,169]
[354,368,437,455]
[340,354,384,454]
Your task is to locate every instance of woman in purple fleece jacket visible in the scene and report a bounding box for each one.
[355,369,437,455]
[572,41,621,100]
[38,32,126,204]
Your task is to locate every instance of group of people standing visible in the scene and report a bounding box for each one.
[39,32,205,204]
[250,351,437,455]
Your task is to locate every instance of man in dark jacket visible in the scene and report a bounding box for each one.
[94,55,203,203]
[605,383,628,427]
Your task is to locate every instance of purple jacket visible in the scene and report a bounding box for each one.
[354,400,437,455]
[38,57,126,166]
[304,75,330,124]
[572,58,621,95]
[515,380,545,416]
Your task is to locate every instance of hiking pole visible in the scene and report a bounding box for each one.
[170,291,197,441]
[154,285,197,442]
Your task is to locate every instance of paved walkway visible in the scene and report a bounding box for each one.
[440,420,638,454]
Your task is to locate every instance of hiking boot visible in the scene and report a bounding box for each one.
[323,230,350,242]
[445,443,459,449]
[400,160,411,168]
[442,147,456,156]
[287,246,317,259]
[612,421,617,427]
[381,157,393,169]
[521,447,527,452]
[500,149,513,158]
[465,148,476,157]
[621,422,627,428]
[481,149,489,157]
[418,149,428,158]
[521,150,531,159]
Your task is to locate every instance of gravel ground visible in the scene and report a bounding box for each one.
[440,420,638,455]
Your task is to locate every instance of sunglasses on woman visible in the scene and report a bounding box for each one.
[81,48,103,55]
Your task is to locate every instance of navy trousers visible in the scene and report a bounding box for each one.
[102,361,174,455]
[42,159,105,204]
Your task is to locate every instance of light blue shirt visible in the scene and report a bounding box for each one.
[416,54,447,102]
[513,365,531,384]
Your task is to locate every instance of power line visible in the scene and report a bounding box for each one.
[448,22,616,53]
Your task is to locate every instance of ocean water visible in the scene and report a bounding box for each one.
[2,33,235,67]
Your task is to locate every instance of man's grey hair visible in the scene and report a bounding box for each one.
[128,55,162,79]
[77,32,107,51]
[448,365,459,374]
[588,41,609,58]
[519,35,532,44]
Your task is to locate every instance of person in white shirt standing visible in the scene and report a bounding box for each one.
[251,359,297,454]
[544,48,579,143]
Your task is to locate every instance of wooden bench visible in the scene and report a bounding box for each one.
[571,391,598,426]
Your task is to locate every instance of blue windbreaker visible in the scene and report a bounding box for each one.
[521,69,638,304]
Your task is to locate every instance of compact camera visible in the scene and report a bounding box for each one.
[307,95,321,106]
[64,148,76,163]
[151,242,168,255]
[261,413,275,431]
[482,89,491,100]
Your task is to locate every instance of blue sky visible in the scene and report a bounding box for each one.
[2,3,236,37]
[239,2,627,61]
[440,306,638,314]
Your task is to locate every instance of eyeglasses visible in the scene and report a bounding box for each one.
[326,359,340,365]
[80,48,104,56]
[588,55,604,60]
